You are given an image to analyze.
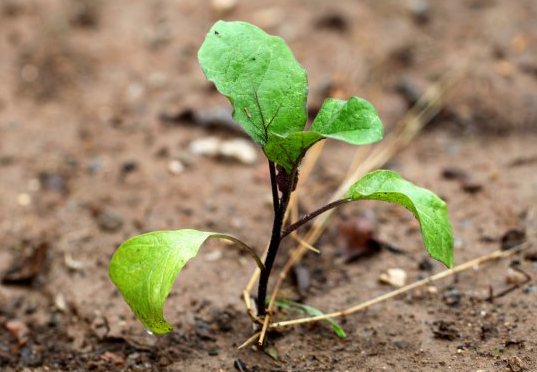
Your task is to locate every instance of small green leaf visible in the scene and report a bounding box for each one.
[272,299,347,338]
[311,97,384,145]
[263,131,324,174]
[198,21,308,146]
[345,170,454,267]
[109,230,238,334]
[299,303,347,339]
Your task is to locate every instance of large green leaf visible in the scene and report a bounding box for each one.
[311,97,384,145]
[198,21,308,146]
[345,170,454,267]
[263,131,324,174]
[109,230,259,334]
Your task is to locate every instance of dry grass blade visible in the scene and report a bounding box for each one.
[269,242,530,329]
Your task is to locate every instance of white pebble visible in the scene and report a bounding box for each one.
[205,250,223,261]
[167,160,184,175]
[189,136,221,156]
[211,0,238,13]
[220,138,257,165]
[55,293,67,312]
[17,193,31,206]
[379,268,407,287]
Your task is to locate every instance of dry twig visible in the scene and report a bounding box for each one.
[269,242,530,329]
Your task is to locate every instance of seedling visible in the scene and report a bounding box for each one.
[109,21,453,337]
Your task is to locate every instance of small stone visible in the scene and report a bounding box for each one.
[379,268,407,287]
[220,138,257,165]
[443,288,461,307]
[211,0,238,14]
[205,250,222,261]
[392,338,405,348]
[427,286,438,294]
[167,160,185,175]
[64,252,84,271]
[100,351,125,366]
[55,293,67,312]
[121,161,138,174]
[5,320,29,344]
[408,0,430,24]
[17,193,31,206]
[98,210,124,232]
[189,136,221,156]
[418,257,433,271]
[501,229,526,250]
[506,268,527,285]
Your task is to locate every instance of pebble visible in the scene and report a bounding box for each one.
[167,160,185,175]
[64,252,84,271]
[220,138,257,164]
[189,136,221,156]
[189,136,257,165]
[408,0,430,23]
[100,351,125,366]
[211,0,238,14]
[443,287,461,307]
[418,257,433,271]
[505,268,527,285]
[98,210,124,232]
[5,319,29,344]
[379,268,407,287]
[205,250,222,262]
[55,293,67,312]
[17,193,31,206]
[121,161,138,174]
[427,286,438,294]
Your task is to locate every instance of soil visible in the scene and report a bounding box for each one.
[1,0,536,371]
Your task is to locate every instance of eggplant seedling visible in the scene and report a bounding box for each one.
[109,20,454,336]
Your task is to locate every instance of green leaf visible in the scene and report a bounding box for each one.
[311,97,384,145]
[109,230,244,334]
[263,131,324,174]
[198,21,308,146]
[345,170,454,268]
[272,299,347,338]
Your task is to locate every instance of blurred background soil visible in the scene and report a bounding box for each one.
[0,0,536,371]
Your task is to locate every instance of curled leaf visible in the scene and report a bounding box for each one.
[109,230,262,334]
[345,170,454,267]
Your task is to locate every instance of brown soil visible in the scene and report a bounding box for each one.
[1,0,536,371]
